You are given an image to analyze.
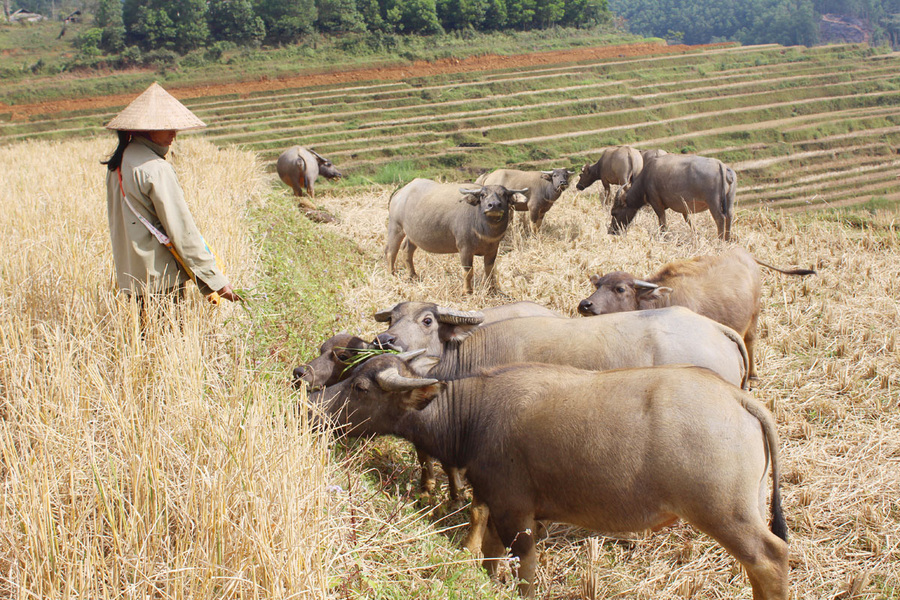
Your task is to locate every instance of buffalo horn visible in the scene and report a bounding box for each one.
[508,187,529,194]
[308,148,326,161]
[375,367,439,392]
[632,279,659,291]
[459,187,483,195]
[396,348,427,361]
[540,170,553,175]
[567,169,576,175]
[435,306,485,325]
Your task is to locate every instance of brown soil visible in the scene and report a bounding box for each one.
[1,41,729,121]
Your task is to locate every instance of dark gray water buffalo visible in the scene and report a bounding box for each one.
[312,354,789,599]
[385,179,527,293]
[475,168,573,233]
[610,153,737,240]
[576,146,644,201]
[577,247,815,380]
[374,305,749,389]
[276,146,342,210]
[373,301,563,356]
[292,332,374,390]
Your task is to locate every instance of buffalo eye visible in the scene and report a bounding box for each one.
[337,352,351,363]
[422,317,433,326]
[615,286,627,293]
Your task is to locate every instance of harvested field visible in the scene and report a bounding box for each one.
[1,39,899,599]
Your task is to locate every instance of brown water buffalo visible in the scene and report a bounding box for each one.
[291,332,374,390]
[311,354,789,599]
[610,153,737,240]
[372,301,563,357]
[576,247,815,380]
[276,146,342,210]
[385,179,527,293]
[576,146,644,201]
[475,168,573,233]
[371,300,562,499]
[373,305,749,389]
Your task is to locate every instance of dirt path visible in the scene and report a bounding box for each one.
[1,41,727,121]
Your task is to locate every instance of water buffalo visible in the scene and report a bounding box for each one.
[576,146,644,201]
[370,300,562,498]
[372,301,563,356]
[374,305,749,389]
[292,332,374,390]
[475,168,573,233]
[276,146,342,210]
[311,354,789,599]
[576,247,815,380]
[385,179,527,294]
[610,153,736,240]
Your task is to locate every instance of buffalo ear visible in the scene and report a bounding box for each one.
[407,354,441,376]
[373,306,395,322]
[459,187,482,205]
[541,172,552,181]
[407,382,445,411]
[438,322,480,344]
[636,285,672,301]
[589,274,602,287]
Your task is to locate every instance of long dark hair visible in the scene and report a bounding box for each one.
[101,130,132,171]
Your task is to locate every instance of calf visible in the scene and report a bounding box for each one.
[576,247,815,379]
[292,332,374,390]
[311,354,789,599]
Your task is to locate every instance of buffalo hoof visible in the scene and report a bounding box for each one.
[302,209,336,224]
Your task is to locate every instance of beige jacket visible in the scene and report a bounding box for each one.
[106,136,228,296]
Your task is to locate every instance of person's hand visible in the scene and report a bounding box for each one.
[216,284,243,302]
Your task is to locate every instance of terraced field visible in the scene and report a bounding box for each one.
[2,42,897,213]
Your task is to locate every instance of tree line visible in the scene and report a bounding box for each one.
[8,0,609,57]
[608,0,900,47]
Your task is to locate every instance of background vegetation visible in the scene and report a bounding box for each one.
[610,0,900,46]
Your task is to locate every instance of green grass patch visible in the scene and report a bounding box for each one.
[244,189,368,367]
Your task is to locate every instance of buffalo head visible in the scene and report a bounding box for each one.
[458,185,528,221]
[372,301,485,356]
[309,148,342,180]
[540,168,574,194]
[292,333,374,390]
[306,351,442,437]
[577,272,672,316]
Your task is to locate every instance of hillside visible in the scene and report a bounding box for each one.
[2,41,898,213]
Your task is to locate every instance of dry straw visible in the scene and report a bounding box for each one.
[2,134,897,599]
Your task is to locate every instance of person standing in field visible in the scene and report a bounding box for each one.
[103,82,241,306]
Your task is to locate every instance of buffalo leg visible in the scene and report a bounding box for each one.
[463,494,490,556]
[492,512,538,597]
[746,313,760,380]
[687,501,789,600]
[602,181,611,203]
[460,249,476,294]
[384,227,405,275]
[403,240,419,279]
[445,464,465,503]
[483,247,500,292]
[416,449,436,500]
[481,517,507,579]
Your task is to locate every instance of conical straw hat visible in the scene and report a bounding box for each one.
[106,82,206,131]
